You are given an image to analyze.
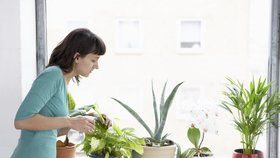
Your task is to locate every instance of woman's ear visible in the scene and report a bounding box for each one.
[73,52,80,62]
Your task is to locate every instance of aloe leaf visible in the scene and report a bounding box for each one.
[175,142,181,158]
[160,81,167,122]
[161,133,171,140]
[154,82,184,140]
[112,98,154,138]
[151,81,159,134]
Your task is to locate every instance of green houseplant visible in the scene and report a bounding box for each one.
[179,126,213,158]
[80,105,145,158]
[112,81,184,158]
[220,78,280,158]
[57,92,96,158]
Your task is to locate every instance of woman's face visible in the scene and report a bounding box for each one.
[74,53,100,77]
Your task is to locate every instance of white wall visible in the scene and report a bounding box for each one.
[0,0,22,157]
[20,0,36,98]
[0,0,36,157]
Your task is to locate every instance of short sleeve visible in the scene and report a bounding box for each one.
[15,67,63,120]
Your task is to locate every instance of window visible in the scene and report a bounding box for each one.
[178,20,203,52]
[46,1,271,157]
[115,19,142,53]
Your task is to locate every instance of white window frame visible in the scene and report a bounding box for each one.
[115,18,143,54]
[176,19,205,54]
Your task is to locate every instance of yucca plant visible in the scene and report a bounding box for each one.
[112,81,183,146]
[220,77,280,154]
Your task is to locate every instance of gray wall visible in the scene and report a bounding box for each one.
[0,0,22,157]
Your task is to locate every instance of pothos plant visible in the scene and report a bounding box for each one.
[80,105,145,158]
[57,92,96,147]
[179,126,213,158]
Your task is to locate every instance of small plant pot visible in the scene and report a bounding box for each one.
[89,154,115,158]
[232,149,264,158]
[56,142,76,158]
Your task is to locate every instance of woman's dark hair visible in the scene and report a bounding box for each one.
[47,28,106,83]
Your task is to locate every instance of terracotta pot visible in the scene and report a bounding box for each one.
[56,142,76,158]
[141,144,176,158]
[232,149,264,158]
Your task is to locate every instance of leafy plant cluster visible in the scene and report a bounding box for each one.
[221,78,280,154]
[80,106,145,158]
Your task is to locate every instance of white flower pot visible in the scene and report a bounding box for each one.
[141,144,176,158]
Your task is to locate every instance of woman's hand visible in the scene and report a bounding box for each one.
[85,112,112,127]
[69,116,95,133]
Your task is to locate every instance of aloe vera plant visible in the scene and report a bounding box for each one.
[112,81,183,146]
[221,78,280,154]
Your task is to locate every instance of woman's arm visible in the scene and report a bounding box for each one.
[14,114,95,133]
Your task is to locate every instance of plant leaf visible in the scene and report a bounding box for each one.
[160,81,167,122]
[151,80,159,134]
[180,148,197,158]
[154,82,184,140]
[112,98,154,138]
[187,127,200,148]
[200,147,211,153]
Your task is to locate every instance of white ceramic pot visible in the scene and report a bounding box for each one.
[141,144,176,158]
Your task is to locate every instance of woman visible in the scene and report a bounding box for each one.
[11,28,106,158]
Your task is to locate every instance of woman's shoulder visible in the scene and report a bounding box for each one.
[38,65,64,80]
[44,65,62,73]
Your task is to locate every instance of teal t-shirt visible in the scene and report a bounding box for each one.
[11,66,68,158]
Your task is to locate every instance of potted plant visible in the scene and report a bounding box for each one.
[112,81,184,158]
[179,126,213,158]
[220,78,280,158]
[80,105,145,158]
[56,93,96,158]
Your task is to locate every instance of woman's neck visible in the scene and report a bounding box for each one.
[63,71,76,85]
